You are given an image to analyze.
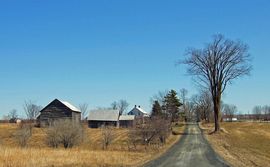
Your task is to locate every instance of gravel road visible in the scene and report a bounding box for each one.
[144,123,229,167]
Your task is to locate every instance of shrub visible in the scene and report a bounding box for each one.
[14,123,32,147]
[46,119,84,149]
[101,126,114,150]
[133,116,171,146]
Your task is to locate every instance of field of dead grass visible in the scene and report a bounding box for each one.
[201,122,270,167]
[0,123,185,167]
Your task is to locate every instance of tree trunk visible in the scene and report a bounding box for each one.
[213,95,221,132]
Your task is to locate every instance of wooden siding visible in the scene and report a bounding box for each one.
[88,120,118,128]
[38,99,81,127]
[119,120,134,128]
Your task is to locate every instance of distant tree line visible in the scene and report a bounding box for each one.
[252,105,270,121]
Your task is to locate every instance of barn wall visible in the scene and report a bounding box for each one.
[38,100,80,127]
[119,120,134,128]
[72,112,81,123]
[88,120,117,128]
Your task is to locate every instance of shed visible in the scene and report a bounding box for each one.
[37,99,81,127]
[119,115,135,128]
[88,109,120,128]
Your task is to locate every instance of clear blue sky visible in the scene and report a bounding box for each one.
[0,0,269,117]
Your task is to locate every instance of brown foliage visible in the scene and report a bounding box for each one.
[129,116,171,148]
[101,126,114,150]
[46,119,84,148]
[14,123,33,147]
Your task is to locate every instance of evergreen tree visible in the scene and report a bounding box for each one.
[151,100,163,117]
[163,90,182,122]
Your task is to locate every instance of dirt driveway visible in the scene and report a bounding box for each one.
[144,123,229,167]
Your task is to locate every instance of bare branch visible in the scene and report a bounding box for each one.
[179,34,252,132]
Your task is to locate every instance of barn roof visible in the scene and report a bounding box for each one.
[40,99,81,113]
[88,109,119,121]
[59,100,80,112]
[119,115,135,121]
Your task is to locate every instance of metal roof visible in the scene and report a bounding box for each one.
[119,115,135,121]
[59,100,80,112]
[88,109,119,121]
[136,106,148,114]
[128,106,149,116]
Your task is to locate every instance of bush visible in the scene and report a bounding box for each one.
[46,119,84,149]
[101,126,114,150]
[131,116,171,147]
[127,128,140,150]
[14,123,32,147]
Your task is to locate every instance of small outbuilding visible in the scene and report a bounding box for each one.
[88,109,135,128]
[88,109,120,128]
[37,99,81,127]
[119,115,135,128]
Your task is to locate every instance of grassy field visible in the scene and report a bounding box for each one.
[201,122,270,167]
[0,123,185,167]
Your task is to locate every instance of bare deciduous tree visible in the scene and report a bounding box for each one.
[111,101,118,110]
[150,91,168,106]
[222,104,237,122]
[179,88,189,121]
[79,103,88,120]
[127,128,139,150]
[151,116,171,144]
[118,100,129,115]
[179,88,188,105]
[181,34,252,132]
[101,126,114,150]
[134,116,171,147]
[253,105,262,120]
[192,90,213,122]
[46,119,84,148]
[24,100,42,120]
[111,100,129,115]
[8,109,18,123]
[262,105,270,120]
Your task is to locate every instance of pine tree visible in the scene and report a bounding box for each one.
[163,90,182,122]
[151,100,162,117]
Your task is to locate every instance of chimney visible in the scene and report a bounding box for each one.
[138,105,141,108]
[135,105,137,108]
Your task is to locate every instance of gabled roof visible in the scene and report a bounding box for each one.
[88,109,119,121]
[40,99,81,113]
[128,105,149,115]
[119,115,135,121]
[135,106,148,115]
[59,100,80,112]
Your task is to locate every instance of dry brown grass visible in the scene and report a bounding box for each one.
[201,122,270,167]
[0,123,185,167]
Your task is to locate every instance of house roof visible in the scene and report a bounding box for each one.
[88,109,119,121]
[135,106,148,115]
[128,105,149,115]
[119,115,135,121]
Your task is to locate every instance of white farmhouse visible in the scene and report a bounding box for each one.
[128,105,149,117]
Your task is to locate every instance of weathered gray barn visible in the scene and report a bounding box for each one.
[119,115,135,128]
[88,109,119,128]
[37,99,81,127]
[88,109,135,128]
